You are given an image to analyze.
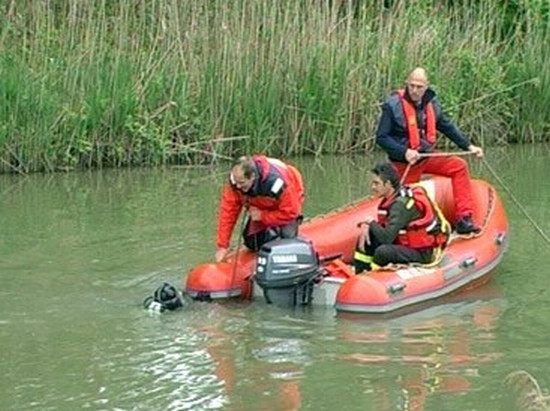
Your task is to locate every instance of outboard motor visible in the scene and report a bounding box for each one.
[254,238,322,307]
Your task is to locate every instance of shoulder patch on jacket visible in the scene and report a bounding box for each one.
[271,177,284,195]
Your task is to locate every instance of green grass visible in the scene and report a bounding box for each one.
[0,0,549,173]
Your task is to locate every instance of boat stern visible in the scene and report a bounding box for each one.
[185,263,246,300]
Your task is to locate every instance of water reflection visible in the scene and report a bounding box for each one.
[505,370,550,411]
[126,307,231,410]
[337,283,506,410]
[3,144,550,410]
[187,303,308,411]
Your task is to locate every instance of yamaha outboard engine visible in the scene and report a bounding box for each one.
[254,238,322,307]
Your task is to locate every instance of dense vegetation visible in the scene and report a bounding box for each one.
[1,0,549,173]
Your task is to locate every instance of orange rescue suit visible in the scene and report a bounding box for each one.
[216,156,304,249]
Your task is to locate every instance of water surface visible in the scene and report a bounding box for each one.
[1,145,550,410]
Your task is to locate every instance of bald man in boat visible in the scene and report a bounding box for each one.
[215,155,304,263]
[376,67,484,234]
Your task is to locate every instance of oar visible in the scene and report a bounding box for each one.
[418,151,477,158]
[399,150,478,184]
[399,163,412,186]
[399,151,477,185]
[229,206,249,292]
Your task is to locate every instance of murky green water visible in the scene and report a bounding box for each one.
[1,145,550,410]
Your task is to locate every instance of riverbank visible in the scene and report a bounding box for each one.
[1,1,549,173]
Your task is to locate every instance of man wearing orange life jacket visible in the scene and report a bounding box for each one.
[215,155,304,263]
[353,162,450,273]
[376,67,484,234]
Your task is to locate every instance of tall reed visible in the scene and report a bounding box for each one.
[0,0,548,173]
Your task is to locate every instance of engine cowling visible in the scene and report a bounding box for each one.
[254,237,322,306]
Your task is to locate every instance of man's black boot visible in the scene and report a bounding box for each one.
[455,215,481,234]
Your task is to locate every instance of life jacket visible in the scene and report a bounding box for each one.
[243,157,295,200]
[217,156,304,249]
[377,185,450,249]
[397,89,436,150]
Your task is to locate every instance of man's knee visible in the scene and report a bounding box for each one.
[243,233,262,251]
[244,223,298,251]
[280,219,300,238]
[373,244,394,266]
[448,156,468,172]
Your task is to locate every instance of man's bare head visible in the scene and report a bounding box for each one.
[406,67,429,103]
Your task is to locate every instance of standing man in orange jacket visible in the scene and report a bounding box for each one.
[376,67,483,234]
[215,155,305,262]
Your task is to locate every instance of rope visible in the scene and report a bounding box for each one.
[481,158,550,245]
[408,151,550,244]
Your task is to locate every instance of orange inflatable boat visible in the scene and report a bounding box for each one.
[184,176,508,313]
